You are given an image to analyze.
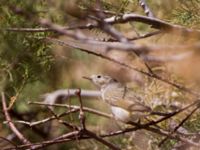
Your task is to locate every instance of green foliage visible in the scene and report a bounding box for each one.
[184,111,200,132]
[172,0,200,27]
[0,2,54,96]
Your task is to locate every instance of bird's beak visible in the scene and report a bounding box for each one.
[82,76,92,81]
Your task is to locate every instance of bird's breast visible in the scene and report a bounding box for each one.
[111,106,131,123]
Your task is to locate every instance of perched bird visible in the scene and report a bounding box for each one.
[83,74,152,123]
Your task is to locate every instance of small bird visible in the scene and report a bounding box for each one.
[83,74,152,123]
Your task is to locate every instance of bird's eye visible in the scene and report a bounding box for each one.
[113,78,117,82]
[97,75,101,78]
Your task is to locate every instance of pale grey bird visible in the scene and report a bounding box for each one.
[84,74,152,123]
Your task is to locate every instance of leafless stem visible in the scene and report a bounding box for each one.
[104,13,200,36]
[107,30,161,42]
[75,89,86,129]
[158,105,200,147]
[3,131,80,150]
[4,109,79,127]
[42,89,100,105]
[0,136,17,148]
[43,93,120,150]
[138,0,154,17]
[28,101,112,119]
[4,27,53,32]
[84,129,121,150]
[142,100,200,127]
[1,92,31,145]
[47,38,200,97]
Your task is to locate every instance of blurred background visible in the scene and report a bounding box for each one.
[0,0,200,149]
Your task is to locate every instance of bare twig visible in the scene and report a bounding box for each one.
[142,51,193,63]
[145,126,200,147]
[84,129,121,150]
[1,92,31,145]
[0,136,17,148]
[3,131,80,150]
[92,9,156,74]
[41,18,190,81]
[4,27,53,32]
[158,105,200,147]
[9,5,200,37]
[104,13,200,37]
[75,89,86,129]
[41,19,200,54]
[28,101,112,119]
[138,0,154,17]
[107,30,161,42]
[47,106,79,131]
[47,38,200,97]
[28,99,199,129]
[28,99,200,149]
[4,109,80,127]
[100,124,200,148]
[142,99,200,127]
[44,93,120,150]
[90,12,128,43]
[42,89,100,105]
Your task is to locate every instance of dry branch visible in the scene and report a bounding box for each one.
[138,0,154,17]
[47,38,200,97]
[1,92,31,145]
[104,13,200,37]
[28,102,112,121]
[8,13,200,38]
[42,89,100,104]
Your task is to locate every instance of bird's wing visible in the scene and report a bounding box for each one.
[104,87,151,112]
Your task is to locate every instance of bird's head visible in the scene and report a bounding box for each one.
[83,74,118,89]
